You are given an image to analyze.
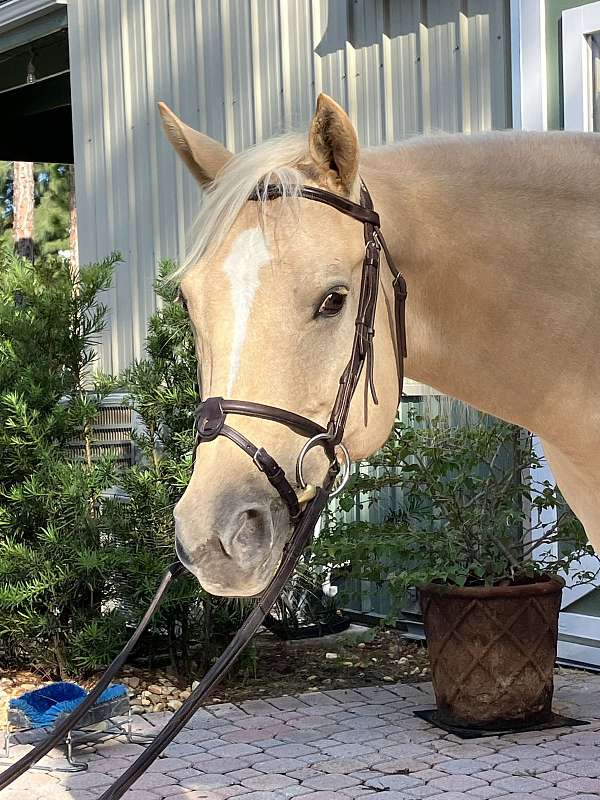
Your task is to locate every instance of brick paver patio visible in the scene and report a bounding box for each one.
[3,670,600,799]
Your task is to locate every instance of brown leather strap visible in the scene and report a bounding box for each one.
[221,400,329,440]
[376,222,408,403]
[250,183,381,227]
[95,479,334,800]
[325,183,384,441]
[221,426,301,519]
[0,480,333,800]
[194,398,332,518]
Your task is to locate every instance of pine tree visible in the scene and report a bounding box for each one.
[0,244,120,677]
[0,161,72,259]
[12,162,34,260]
[34,164,71,257]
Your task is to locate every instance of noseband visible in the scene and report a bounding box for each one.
[194,181,407,517]
[0,180,407,800]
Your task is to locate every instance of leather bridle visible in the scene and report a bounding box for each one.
[0,179,406,800]
[193,181,407,519]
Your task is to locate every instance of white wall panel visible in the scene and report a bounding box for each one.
[67,0,510,372]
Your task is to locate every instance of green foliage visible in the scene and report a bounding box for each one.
[0,162,12,248]
[315,413,592,609]
[0,253,246,679]
[0,245,120,676]
[0,243,114,421]
[34,164,71,257]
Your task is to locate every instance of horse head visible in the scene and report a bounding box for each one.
[160,95,400,596]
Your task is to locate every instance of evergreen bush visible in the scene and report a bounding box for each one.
[0,253,248,678]
[0,245,120,676]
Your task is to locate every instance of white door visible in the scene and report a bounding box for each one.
[550,1,600,668]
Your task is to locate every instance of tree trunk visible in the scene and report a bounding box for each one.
[69,164,79,281]
[13,161,35,260]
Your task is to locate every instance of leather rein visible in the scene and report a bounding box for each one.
[0,180,406,800]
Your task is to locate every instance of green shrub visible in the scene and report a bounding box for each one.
[315,412,592,612]
[0,253,245,678]
[0,245,120,676]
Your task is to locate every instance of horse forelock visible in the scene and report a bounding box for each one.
[177,133,308,280]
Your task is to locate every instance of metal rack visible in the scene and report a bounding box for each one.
[2,695,154,772]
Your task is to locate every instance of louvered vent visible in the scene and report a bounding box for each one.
[65,395,138,467]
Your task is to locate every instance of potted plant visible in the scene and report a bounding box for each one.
[315,409,596,730]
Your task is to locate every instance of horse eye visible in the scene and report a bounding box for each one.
[317,287,348,318]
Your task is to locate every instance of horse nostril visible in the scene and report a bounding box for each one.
[175,538,194,568]
[234,508,265,547]
[219,505,272,562]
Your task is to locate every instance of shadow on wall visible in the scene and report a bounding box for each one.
[316,0,457,55]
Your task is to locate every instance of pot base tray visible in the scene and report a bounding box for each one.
[414,708,588,739]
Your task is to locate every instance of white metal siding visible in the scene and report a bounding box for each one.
[67,0,510,373]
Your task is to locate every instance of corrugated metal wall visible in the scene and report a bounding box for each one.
[67,0,510,373]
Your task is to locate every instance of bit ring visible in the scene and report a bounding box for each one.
[296,434,351,498]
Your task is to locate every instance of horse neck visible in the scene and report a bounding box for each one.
[362,132,599,437]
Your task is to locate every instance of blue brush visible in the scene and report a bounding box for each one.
[9,682,128,728]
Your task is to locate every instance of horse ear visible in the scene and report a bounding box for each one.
[158,102,233,188]
[308,94,359,195]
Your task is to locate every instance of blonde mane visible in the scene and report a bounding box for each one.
[179,133,309,279]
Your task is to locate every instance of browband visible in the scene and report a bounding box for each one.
[250,182,381,227]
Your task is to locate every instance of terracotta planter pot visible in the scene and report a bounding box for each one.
[419,576,564,729]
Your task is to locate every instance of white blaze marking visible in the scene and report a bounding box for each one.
[223,227,271,395]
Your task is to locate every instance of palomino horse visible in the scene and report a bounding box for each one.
[159,94,600,597]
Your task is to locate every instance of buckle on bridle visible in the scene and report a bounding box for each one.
[195,397,226,442]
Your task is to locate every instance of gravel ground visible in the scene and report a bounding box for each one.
[0,628,431,719]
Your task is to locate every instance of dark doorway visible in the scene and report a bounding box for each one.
[0,27,73,163]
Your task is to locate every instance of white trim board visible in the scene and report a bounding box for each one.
[510,0,548,130]
[553,1,600,670]
[563,1,600,130]
[559,611,600,670]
